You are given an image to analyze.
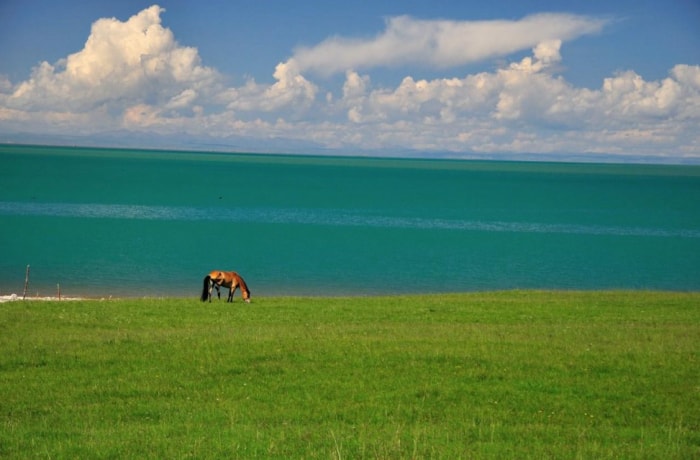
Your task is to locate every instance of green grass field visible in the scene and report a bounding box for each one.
[1,291,698,459]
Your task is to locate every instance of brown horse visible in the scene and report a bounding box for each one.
[200,270,251,303]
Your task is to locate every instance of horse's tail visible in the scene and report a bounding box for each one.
[200,275,211,302]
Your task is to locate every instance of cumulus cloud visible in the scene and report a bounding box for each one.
[0,4,318,133]
[328,40,700,156]
[1,5,699,160]
[5,5,219,113]
[337,39,567,124]
[290,13,607,75]
[219,61,317,113]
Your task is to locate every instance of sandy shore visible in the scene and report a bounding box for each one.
[0,294,84,303]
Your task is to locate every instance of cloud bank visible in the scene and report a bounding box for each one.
[290,13,607,75]
[1,5,699,161]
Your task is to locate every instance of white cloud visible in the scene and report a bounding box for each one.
[222,61,317,112]
[1,5,699,161]
[290,14,607,76]
[337,40,567,124]
[3,5,220,113]
[326,41,700,155]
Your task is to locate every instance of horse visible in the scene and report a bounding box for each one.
[200,270,251,303]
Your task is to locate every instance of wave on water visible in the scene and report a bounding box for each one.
[2,201,699,239]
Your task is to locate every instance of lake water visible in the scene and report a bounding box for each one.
[2,144,699,298]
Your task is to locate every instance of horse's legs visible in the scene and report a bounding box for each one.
[227,286,234,302]
[215,284,221,300]
[208,279,214,302]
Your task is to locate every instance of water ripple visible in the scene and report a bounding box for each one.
[2,201,698,239]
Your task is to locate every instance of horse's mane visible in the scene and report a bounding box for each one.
[236,272,250,295]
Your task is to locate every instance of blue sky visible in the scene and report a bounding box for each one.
[1,0,699,162]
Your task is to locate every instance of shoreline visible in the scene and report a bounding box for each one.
[3,288,699,303]
[0,294,85,303]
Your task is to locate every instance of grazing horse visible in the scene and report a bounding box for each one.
[200,270,251,303]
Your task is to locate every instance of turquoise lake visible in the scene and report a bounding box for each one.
[1,144,699,298]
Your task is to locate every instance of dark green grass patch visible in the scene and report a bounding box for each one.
[1,291,698,458]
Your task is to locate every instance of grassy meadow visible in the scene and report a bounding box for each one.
[0,291,698,458]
